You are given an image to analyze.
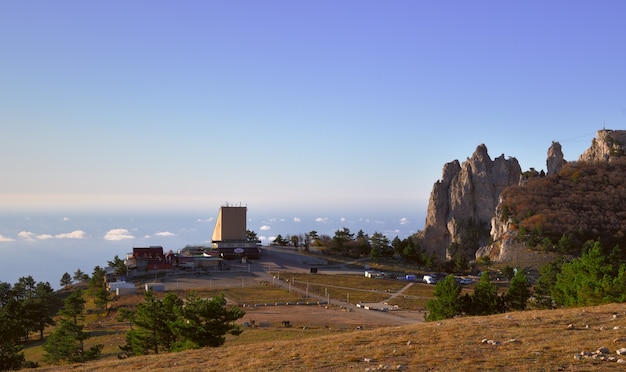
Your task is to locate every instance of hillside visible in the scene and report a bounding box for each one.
[418,129,626,263]
[32,302,626,371]
[496,158,626,254]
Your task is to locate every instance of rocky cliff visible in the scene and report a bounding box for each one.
[479,129,626,263]
[417,144,522,260]
[418,129,626,263]
[546,141,565,176]
[579,129,626,162]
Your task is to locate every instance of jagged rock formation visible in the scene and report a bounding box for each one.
[419,129,626,264]
[482,129,626,263]
[546,141,565,176]
[417,144,522,260]
[579,129,626,162]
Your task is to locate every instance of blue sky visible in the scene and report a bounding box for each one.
[1,2,625,215]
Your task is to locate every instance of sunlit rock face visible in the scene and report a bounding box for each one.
[418,144,522,260]
[579,129,626,163]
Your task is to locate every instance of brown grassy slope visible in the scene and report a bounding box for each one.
[32,303,626,372]
[501,159,626,249]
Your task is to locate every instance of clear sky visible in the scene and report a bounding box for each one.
[1,1,624,215]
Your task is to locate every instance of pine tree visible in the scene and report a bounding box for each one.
[426,275,461,321]
[0,309,28,370]
[88,266,106,297]
[505,270,531,311]
[60,273,72,288]
[73,269,87,283]
[120,290,246,355]
[552,241,609,307]
[469,272,500,316]
[94,287,112,317]
[43,290,102,364]
[123,291,183,355]
[30,282,57,340]
[533,258,564,308]
[172,292,245,348]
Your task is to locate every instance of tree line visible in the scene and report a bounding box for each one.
[269,227,437,268]
[426,269,530,321]
[427,239,626,321]
[0,256,245,371]
[0,276,56,370]
[117,290,244,356]
[534,240,626,308]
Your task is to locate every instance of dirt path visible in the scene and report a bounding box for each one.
[388,282,414,300]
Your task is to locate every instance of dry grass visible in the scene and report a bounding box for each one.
[29,302,626,371]
[196,285,309,305]
[287,273,411,304]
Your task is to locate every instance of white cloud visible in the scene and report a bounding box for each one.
[340,217,346,222]
[144,235,151,239]
[293,217,301,222]
[63,217,70,221]
[260,225,271,231]
[104,228,135,241]
[315,217,328,223]
[197,217,214,223]
[17,230,87,241]
[18,231,36,241]
[19,231,56,240]
[56,230,87,239]
[0,234,15,242]
[155,231,176,237]
[399,217,409,225]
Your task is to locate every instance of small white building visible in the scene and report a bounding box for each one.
[108,281,135,293]
[145,283,165,292]
[364,270,383,278]
[116,287,137,296]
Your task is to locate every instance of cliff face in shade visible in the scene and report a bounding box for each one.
[417,144,522,260]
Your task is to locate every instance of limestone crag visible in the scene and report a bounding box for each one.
[484,129,626,263]
[487,142,560,256]
[546,141,565,176]
[579,129,626,162]
[418,144,522,260]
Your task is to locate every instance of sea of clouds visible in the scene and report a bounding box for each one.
[0,209,423,289]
